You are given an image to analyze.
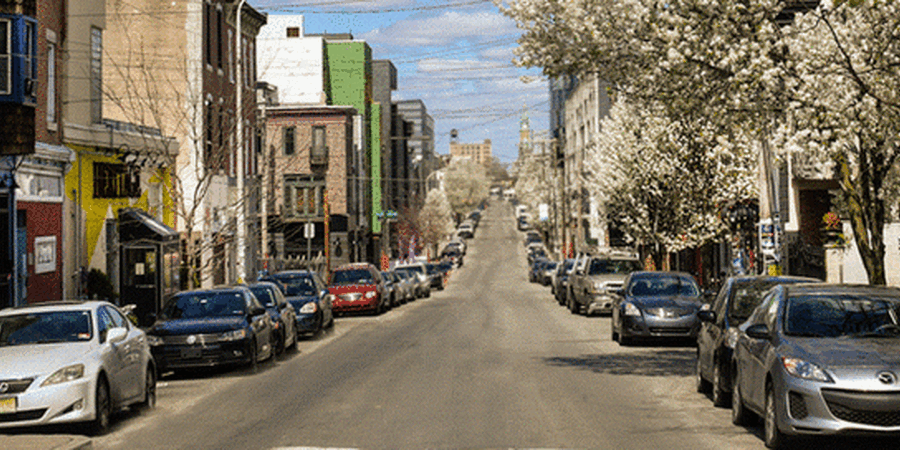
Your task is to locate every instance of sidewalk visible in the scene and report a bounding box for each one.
[0,435,91,450]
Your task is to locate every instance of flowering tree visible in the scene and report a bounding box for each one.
[585,99,757,264]
[416,189,455,258]
[774,2,900,285]
[501,0,900,283]
[514,151,556,232]
[443,159,491,217]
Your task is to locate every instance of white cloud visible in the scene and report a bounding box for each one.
[362,10,519,47]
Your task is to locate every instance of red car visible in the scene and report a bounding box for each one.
[328,263,388,315]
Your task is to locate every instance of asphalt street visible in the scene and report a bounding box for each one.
[12,201,898,449]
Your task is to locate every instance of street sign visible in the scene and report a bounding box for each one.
[304,222,315,239]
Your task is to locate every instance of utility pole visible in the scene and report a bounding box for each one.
[234,0,248,283]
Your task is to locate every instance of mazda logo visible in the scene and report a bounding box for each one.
[877,371,897,385]
[0,382,8,394]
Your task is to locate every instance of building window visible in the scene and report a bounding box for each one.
[283,126,295,155]
[0,19,10,95]
[284,175,324,219]
[94,162,140,198]
[286,27,300,38]
[216,6,224,69]
[227,29,233,83]
[47,42,55,124]
[90,27,102,124]
[311,125,327,165]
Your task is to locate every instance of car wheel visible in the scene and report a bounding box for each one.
[696,353,711,393]
[288,326,299,351]
[138,366,156,410]
[248,339,259,372]
[731,368,750,426]
[90,377,111,436]
[568,297,578,315]
[712,361,730,407]
[274,328,285,356]
[764,383,789,449]
[611,327,619,342]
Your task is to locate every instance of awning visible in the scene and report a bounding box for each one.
[118,208,179,244]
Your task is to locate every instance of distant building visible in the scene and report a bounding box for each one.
[450,139,493,166]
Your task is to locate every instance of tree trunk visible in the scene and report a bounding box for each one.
[836,152,886,285]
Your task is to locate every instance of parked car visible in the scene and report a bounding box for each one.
[552,258,576,306]
[392,270,417,304]
[529,258,550,283]
[0,301,156,435]
[523,231,542,247]
[444,239,467,256]
[696,275,819,406]
[426,262,446,291]
[730,284,900,449]
[247,281,298,354]
[328,263,389,315]
[527,245,548,265]
[393,262,432,298]
[611,271,705,345]
[517,215,531,231]
[263,270,334,336]
[540,260,559,286]
[381,271,402,308]
[567,253,642,315]
[442,247,465,267]
[457,222,475,239]
[147,286,275,373]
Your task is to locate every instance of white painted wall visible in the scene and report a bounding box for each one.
[832,222,900,286]
[257,15,327,105]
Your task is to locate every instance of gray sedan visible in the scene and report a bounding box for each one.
[611,271,705,345]
[731,284,900,448]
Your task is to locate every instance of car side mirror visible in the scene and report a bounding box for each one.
[697,310,716,323]
[250,306,266,316]
[745,323,770,340]
[107,327,128,344]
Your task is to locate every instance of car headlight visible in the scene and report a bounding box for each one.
[147,335,164,346]
[41,364,84,387]
[365,291,376,299]
[725,327,740,349]
[299,302,318,314]
[623,302,642,317]
[782,357,833,382]
[219,329,248,342]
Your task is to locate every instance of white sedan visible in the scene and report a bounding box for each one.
[0,300,156,435]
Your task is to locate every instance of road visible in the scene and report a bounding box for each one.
[67,201,887,449]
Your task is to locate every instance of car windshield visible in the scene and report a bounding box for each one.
[785,294,900,338]
[629,276,700,297]
[249,286,277,307]
[162,292,247,319]
[588,259,641,275]
[0,310,93,346]
[272,275,318,296]
[332,269,374,285]
[729,280,793,322]
[396,266,424,276]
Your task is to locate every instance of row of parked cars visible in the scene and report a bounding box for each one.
[0,257,460,435]
[521,220,900,447]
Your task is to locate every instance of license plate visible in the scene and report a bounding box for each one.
[180,347,202,359]
[0,397,17,414]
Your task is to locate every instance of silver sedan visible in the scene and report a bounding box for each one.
[0,301,156,435]
[731,284,900,449]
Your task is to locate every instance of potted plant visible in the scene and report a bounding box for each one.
[822,212,846,247]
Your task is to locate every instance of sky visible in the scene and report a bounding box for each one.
[251,0,549,163]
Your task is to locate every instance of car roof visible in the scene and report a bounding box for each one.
[0,300,107,315]
[335,263,374,270]
[270,270,316,276]
[782,283,900,297]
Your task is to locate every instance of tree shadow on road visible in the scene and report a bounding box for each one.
[542,349,696,377]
